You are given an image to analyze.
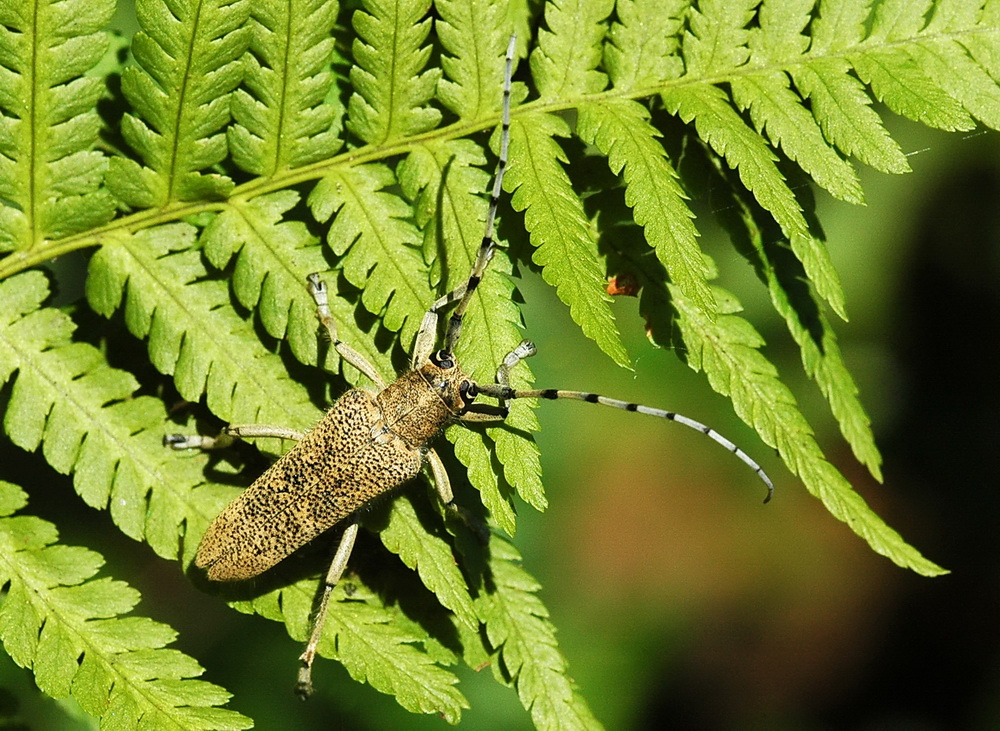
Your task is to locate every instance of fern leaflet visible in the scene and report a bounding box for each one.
[0,0,115,250]
[109,0,249,205]
[0,480,250,729]
[476,534,601,730]
[348,0,441,144]
[229,0,342,176]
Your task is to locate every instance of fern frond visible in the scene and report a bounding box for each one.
[109,0,249,206]
[348,0,441,144]
[0,0,115,250]
[86,226,320,438]
[507,114,629,367]
[476,534,601,729]
[309,164,430,344]
[239,575,468,721]
[0,271,222,557]
[0,480,251,729]
[671,283,944,577]
[3,0,995,721]
[229,0,343,175]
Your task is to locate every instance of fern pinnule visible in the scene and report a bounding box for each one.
[348,0,441,145]
[229,0,342,176]
[789,58,911,175]
[0,0,115,250]
[110,0,250,206]
[0,480,251,729]
[531,0,611,99]
[730,71,865,205]
[908,35,1000,130]
[200,191,368,371]
[662,84,850,320]
[710,178,883,481]
[86,226,320,443]
[605,0,685,90]
[507,113,630,368]
[436,0,510,119]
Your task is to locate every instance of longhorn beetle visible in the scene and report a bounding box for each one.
[167,35,773,698]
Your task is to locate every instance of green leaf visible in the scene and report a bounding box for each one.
[716,181,884,481]
[671,284,944,577]
[732,28,865,203]
[909,36,1000,130]
[662,85,808,242]
[507,114,629,368]
[663,84,849,319]
[0,0,115,250]
[109,0,249,205]
[229,0,343,175]
[0,480,251,729]
[681,0,756,75]
[347,0,441,145]
[789,57,911,175]
[201,191,393,380]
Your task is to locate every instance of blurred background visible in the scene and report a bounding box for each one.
[1,76,998,731]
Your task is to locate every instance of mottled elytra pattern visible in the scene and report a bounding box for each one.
[168,32,774,700]
[195,364,470,580]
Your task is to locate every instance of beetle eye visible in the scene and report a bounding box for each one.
[430,350,455,369]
